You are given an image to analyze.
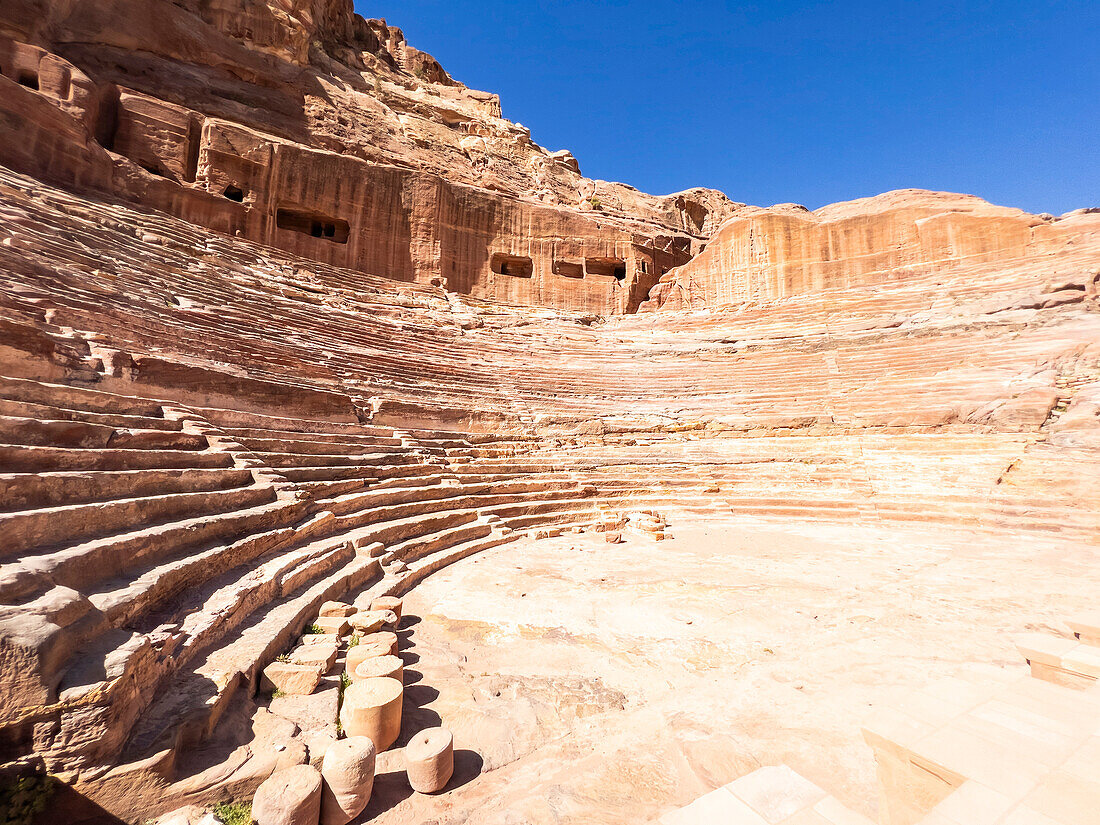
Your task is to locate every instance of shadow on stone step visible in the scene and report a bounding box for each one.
[358,766,413,819]
[447,749,484,791]
[394,685,443,749]
[402,667,424,685]
[38,781,128,825]
[357,750,484,819]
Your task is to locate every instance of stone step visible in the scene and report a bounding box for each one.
[0,397,181,432]
[238,436,409,456]
[6,498,308,601]
[502,505,603,530]
[248,450,411,468]
[1065,613,1100,646]
[388,520,495,564]
[330,485,590,538]
[84,510,337,637]
[218,426,403,448]
[58,524,353,707]
[1016,633,1100,689]
[0,375,163,417]
[656,765,873,825]
[0,414,118,448]
[0,443,235,472]
[295,477,372,500]
[0,484,277,558]
[862,673,1100,825]
[394,531,520,593]
[121,551,378,761]
[0,467,256,513]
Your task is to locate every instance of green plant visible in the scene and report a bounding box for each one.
[272,688,286,699]
[305,623,324,635]
[348,634,360,647]
[212,800,252,825]
[588,196,602,210]
[275,652,290,663]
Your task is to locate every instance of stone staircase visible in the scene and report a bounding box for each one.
[0,374,605,779]
[655,615,1100,825]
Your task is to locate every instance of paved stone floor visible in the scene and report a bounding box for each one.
[363,516,1099,824]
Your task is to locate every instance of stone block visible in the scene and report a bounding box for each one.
[262,661,324,696]
[356,541,386,558]
[252,764,323,825]
[312,616,350,635]
[349,610,389,634]
[289,641,338,674]
[318,601,356,618]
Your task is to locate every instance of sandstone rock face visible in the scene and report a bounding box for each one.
[641,190,1097,311]
[0,0,739,314]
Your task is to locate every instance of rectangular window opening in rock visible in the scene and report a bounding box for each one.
[276,208,350,244]
[17,70,39,90]
[586,257,627,280]
[553,261,584,279]
[491,253,533,278]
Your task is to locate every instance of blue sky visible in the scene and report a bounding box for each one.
[356,1,1099,214]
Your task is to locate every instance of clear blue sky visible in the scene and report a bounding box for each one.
[357,1,1099,214]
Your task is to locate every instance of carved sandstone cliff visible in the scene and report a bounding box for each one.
[0,0,739,315]
[641,190,1098,310]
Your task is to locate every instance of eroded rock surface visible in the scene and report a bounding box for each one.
[0,0,739,314]
[0,2,1097,824]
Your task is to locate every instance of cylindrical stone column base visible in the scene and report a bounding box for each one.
[340,676,403,752]
[358,630,398,656]
[406,727,454,794]
[354,654,403,683]
[252,764,323,825]
[370,596,403,622]
[319,735,376,825]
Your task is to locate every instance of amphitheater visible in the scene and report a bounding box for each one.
[0,2,1098,824]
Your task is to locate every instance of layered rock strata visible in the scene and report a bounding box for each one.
[0,2,1097,823]
[0,0,738,314]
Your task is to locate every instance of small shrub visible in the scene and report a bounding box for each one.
[275,653,290,663]
[305,623,324,635]
[213,800,252,825]
[348,635,360,647]
[588,197,602,211]
[271,688,286,699]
